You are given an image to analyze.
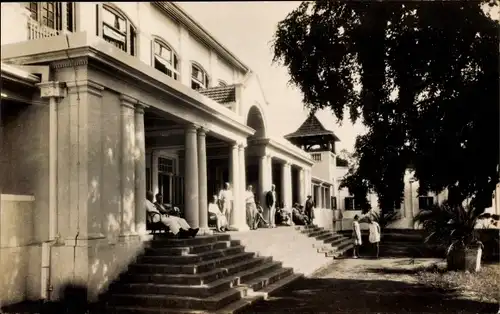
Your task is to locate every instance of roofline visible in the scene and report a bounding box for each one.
[153,2,250,74]
[284,132,341,142]
[1,62,41,86]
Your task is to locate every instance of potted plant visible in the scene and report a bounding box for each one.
[413,201,498,272]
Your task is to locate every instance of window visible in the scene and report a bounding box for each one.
[218,80,227,87]
[98,5,137,55]
[191,63,209,90]
[25,2,75,32]
[332,196,337,210]
[158,157,175,175]
[153,39,180,80]
[311,153,322,161]
[344,197,355,210]
[418,196,434,210]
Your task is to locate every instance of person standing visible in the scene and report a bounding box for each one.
[244,185,258,230]
[368,217,381,258]
[218,182,233,226]
[304,195,315,225]
[208,195,228,232]
[352,215,362,259]
[265,184,278,228]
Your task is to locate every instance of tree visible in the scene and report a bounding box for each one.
[273,1,499,215]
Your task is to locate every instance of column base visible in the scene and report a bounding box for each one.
[228,224,250,232]
[198,227,214,236]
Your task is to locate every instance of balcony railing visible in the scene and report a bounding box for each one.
[27,18,59,40]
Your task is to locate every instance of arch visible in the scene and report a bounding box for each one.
[245,102,268,139]
[102,3,137,30]
[151,35,181,80]
[190,61,210,89]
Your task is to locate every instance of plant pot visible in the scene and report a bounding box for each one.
[446,244,483,272]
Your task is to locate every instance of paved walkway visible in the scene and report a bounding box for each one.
[242,257,498,314]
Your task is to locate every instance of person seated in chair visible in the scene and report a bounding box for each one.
[254,201,269,229]
[292,203,309,225]
[146,191,198,238]
[154,193,181,216]
[208,195,228,232]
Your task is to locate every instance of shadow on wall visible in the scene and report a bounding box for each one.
[1,284,94,314]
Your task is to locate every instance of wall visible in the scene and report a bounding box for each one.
[0,195,37,307]
[310,151,333,182]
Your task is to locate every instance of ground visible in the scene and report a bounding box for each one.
[242,257,500,314]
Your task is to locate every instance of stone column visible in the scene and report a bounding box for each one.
[298,168,305,205]
[61,2,68,33]
[280,162,292,208]
[258,155,268,207]
[197,127,212,235]
[229,143,239,227]
[120,95,137,236]
[134,103,147,235]
[36,81,66,241]
[184,124,199,228]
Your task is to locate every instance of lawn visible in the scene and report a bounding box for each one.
[415,262,500,304]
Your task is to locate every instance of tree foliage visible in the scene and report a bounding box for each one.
[273,1,499,214]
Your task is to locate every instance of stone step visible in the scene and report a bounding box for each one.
[109,260,283,298]
[129,252,255,275]
[120,256,272,286]
[304,229,331,238]
[106,286,245,311]
[326,242,354,258]
[139,246,246,265]
[312,234,344,246]
[148,234,231,248]
[243,266,294,291]
[144,240,240,256]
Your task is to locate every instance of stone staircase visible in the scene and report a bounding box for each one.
[229,226,353,278]
[96,233,302,314]
[296,225,354,258]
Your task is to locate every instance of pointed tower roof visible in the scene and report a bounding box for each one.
[285,113,340,141]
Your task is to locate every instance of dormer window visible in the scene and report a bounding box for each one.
[153,39,180,80]
[191,63,209,90]
[98,4,137,56]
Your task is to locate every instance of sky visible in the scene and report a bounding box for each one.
[177,1,367,153]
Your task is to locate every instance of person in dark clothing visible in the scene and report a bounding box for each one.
[292,203,309,225]
[265,184,278,228]
[304,195,315,225]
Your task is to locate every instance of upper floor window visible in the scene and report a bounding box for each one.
[218,80,228,87]
[153,39,179,81]
[191,63,209,90]
[98,4,137,56]
[344,197,356,210]
[311,153,322,162]
[26,2,75,32]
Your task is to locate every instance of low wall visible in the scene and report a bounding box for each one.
[312,208,333,230]
[0,194,36,307]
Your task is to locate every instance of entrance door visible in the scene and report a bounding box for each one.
[158,173,171,203]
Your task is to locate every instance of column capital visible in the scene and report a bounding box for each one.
[120,94,139,109]
[238,143,246,150]
[36,81,66,99]
[185,123,200,133]
[135,102,148,114]
[197,126,208,135]
[66,80,104,97]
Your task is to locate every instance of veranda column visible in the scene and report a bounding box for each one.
[120,95,137,236]
[229,143,239,228]
[134,102,147,235]
[36,81,66,241]
[284,162,293,208]
[298,168,305,205]
[258,154,268,207]
[197,127,212,235]
[237,144,250,231]
[184,124,199,228]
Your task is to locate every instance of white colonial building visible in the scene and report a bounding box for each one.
[0,1,319,306]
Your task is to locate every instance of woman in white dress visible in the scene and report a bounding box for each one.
[218,182,233,224]
[368,217,381,258]
[352,215,362,259]
[244,185,258,230]
[208,195,228,232]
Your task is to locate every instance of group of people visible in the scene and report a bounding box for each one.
[352,214,381,259]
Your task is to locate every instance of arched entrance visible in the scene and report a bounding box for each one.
[246,105,266,139]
